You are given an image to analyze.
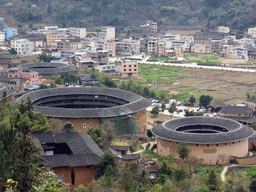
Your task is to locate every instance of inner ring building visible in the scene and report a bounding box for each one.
[152,116,254,165]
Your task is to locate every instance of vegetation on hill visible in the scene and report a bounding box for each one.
[1,0,256,32]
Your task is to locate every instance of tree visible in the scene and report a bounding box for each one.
[168,102,176,114]
[87,126,103,148]
[206,170,222,192]
[2,91,6,105]
[250,179,256,192]
[250,122,256,132]
[147,129,153,138]
[158,161,172,176]
[8,48,17,55]
[62,122,74,132]
[177,141,190,160]
[247,93,251,99]
[13,113,40,192]
[143,87,150,97]
[174,167,188,182]
[121,166,136,192]
[151,106,159,116]
[161,103,166,112]
[49,82,57,88]
[101,120,116,148]
[199,95,213,108]
[188,95,196,105]
[95,152,117,178]
[102,165,115,188]
[38,53,55,62]
[55,77,62,85]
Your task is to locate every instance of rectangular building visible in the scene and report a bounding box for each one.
[248,27,256,36]
[101,26,115,40]
[121,61,138,78]
[11,39,34,56]
[69,28,86,38]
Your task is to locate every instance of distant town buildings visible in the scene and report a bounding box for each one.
[69,27,86,38]
[248,27,256,36]
[218,26,230,33]
[101,26,115,40]
[121,61,138,78]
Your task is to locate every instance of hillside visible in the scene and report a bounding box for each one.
[0,0,256,32]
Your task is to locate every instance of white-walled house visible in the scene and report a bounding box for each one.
[11,39,34,56]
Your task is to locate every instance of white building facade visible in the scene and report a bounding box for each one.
[11,39,34,56]
[69,28,86,38]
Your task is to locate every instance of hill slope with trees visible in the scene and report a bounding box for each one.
[1,0,256,33]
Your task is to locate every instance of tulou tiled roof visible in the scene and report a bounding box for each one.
[152,116,254,144]
[32,132,104,168]
[17,87,152,118]
[18,62,76,75]
[221,106,253,115]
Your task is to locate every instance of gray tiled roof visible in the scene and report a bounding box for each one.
[18,62,76,75]
[122,154,140,160]
[32,132,104,167]
[221,106,253,115]
[152,117,254,144]
[0,86,18,100]
[17,87,152,118]
[110,145,130,151]
[247,98,256,104]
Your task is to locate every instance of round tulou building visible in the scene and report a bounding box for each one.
[18,87,151,133]
[18,62,76,76]
[152,116,254,165]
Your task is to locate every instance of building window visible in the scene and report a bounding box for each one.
[207,144,209,147]
[124,69,126,71]
[134,65,137,67]
[124,65,126,67]
[225,143,227,146]
[216,144,219,147]
[134,69,137,71]
[129,69,131,71]
[232,142,235,144]
[129,65,131,67]
[89,124,93,128]
[196,144,198,147]
[71,170,75,185]
[83,123,86,128]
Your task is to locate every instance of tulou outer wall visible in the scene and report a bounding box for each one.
[49,108,147,133]
[157,138,249,165]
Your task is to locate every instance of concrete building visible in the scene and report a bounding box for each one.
[104,41,115,56]
[69,28,86,38]
[44,26,58,32]
[57,28,70,35]
[11,39,34,56]
[115,39,140,56]
[148,39,158,55]
[121,61,138,78]
[152,117,254,165]
[218,26,230,33]
[4,28,18,41]
[192,43,211,53]
[0,31,5,45]
[248,27,256,36]
[97,64,121,74]
[101,26,115,40]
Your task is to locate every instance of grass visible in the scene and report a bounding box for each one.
[177,88,196,101]
[139,64,185,84]
[148,57,177,61]
[185,53,198,57]
[200,55,218,60]
[143,149,155,154]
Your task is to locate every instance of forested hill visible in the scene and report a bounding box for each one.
[1,0,256,31]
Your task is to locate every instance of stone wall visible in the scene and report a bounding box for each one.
[134,109,147,133]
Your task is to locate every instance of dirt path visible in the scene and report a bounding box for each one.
[131,141,157,154]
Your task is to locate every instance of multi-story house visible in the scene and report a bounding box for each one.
[121,61,138,78]
[44,26,58,33]
[148,39,158,55]
[140,20,157,34]
[4,28,18,41]
[115,39,140,56]
[158,42,166,56]
[104,41,115,57]
[46,33,69,47]
[0,31,5,45]
[101,26,115,40]
[218,26,230,33]
[57,28,70,35]
[224,45,248,59]
[248,27,256,36]
[191,43,211,54]
[11,39,34,56]
[69,28,86,38]
[68,39,89,50]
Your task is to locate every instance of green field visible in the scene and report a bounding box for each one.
[148,57,177,61]
[139,65,185,84]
